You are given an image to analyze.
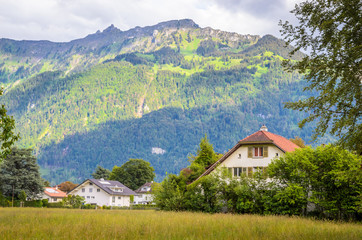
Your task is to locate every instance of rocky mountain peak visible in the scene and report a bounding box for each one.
[102,24,122,34]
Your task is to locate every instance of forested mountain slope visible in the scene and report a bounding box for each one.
[0,19,330,184]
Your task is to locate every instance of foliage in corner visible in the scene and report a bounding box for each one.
[0,88,19,162]
[280,0,362,153]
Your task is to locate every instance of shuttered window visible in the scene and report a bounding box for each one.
[248,147,253,158]
[252,146,268,157]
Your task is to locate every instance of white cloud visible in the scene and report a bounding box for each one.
[0,0,301,42]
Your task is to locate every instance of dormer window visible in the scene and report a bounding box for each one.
[248,146,268,158]
[254,147,263,157]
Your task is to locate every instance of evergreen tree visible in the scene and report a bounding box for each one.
[187,135,221,182]
[91,166,111,180]
[0,148,44,199]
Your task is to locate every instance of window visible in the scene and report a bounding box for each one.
[89,188,93,193]
[248,146,268,158]
[232,167,247,177]
[91,196,95,199]
[82,188,85,192]
[89,183,93,185]
[112,196,115,203]
[118,197,121,199]
[254,147,263,157]
[53,198,57,201]
[87,196,90,199]
[276,153,279,157]
[228,168,232,176]
[252,167,268,176]
[97,189,100,192]
[238,154,242,159]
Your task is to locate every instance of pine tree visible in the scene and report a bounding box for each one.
[0,148,44,199]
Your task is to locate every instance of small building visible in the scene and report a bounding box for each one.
[134,182,154,205]
[68,179,136,207]
[41,187,67,203]
[196,125,300,180]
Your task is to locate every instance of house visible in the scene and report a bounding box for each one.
[41,187,67,203]
[68,178,136,207]
[134,182,154,205]
[196,125,300,180]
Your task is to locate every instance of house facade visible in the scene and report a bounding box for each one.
[68,179,136,207]
[134,182,154,205]
[197,125,300,179]
[41,187,67,203]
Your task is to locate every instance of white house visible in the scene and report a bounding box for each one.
[68,179,136,207]
[134,182,154,205]
[40,187,67,203]
[196,125,300,180]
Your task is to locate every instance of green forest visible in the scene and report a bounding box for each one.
[0,21,333,184]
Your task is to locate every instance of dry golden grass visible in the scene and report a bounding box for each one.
[0,208,361,240]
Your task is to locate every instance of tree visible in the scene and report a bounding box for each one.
[268,145,362,220]
[57,181,78,193]
[186,135,221,182]
[153,174,185,211]
[109,159,155,190]
[91,166,111,180]
[0,148,44,199]
[19,190,27,207]
[0,89,19,162]
[280,0,362,153]
[289,136,306,148]
[62,195,84,208]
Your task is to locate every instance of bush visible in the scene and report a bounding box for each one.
[24,200,43,208]
[47,202,64,208]
[82,204,96,209]
[42,199,48,207]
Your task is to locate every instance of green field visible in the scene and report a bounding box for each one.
[0,208,361,240]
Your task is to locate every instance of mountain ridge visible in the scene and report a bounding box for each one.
[0,19,324,184]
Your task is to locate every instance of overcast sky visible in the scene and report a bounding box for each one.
[0,0,301,42]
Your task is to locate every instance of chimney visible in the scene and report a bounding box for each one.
[260,124,268,131]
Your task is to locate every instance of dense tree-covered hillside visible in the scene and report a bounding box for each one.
[0,20,333,184]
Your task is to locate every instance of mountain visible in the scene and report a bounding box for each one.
[0,19,330,184]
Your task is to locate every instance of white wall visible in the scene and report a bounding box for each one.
[134,193,154,204]
[71,181,131,207]
[40,193,64,203]
[219,144,284,173]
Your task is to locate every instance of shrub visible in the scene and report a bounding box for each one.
[24,200,43,208]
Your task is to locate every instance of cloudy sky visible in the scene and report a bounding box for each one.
[0,0,301,42]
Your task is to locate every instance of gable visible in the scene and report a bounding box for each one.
[194,128,300,181]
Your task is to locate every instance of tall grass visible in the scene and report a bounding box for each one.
[0,208,361,240]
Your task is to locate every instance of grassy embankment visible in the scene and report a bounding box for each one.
[0,208,361,240]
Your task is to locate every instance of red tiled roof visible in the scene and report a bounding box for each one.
[44,187,67,198]
[194,129,300,182]
[240,130,300,152]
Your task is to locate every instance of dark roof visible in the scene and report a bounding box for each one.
[135,182,153,193]
[69,179,136,196]
[194,130,300,181]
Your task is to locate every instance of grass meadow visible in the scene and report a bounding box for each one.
[0,208,361,240]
